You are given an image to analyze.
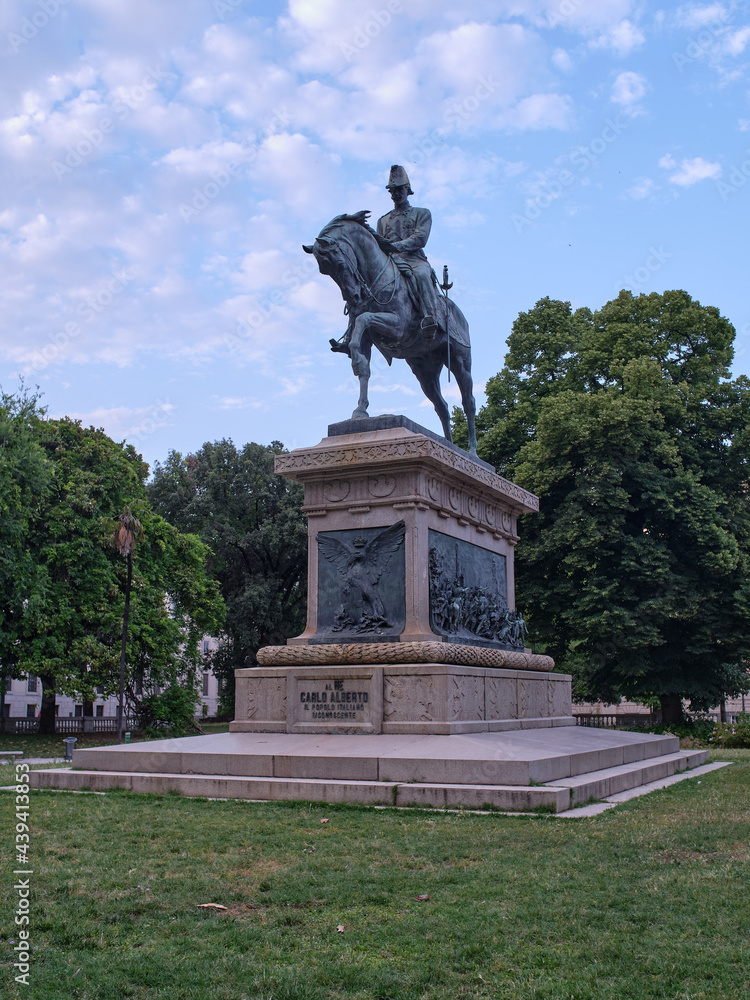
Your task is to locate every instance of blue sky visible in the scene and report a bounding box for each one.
[2,0,749,470]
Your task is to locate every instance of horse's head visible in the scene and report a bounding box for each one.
[303,214,375,307]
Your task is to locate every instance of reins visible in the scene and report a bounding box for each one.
[320,224,398,312]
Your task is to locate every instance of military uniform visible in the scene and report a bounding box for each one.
[376,204,439,325]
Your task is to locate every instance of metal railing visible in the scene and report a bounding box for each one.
[1,716,138,735]
[575,713,620,728]
[573,713,656,728]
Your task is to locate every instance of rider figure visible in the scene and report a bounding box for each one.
[330,164,440,355]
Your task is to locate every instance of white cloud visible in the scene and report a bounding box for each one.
[536,0,635,32]
[675,4,729,29]
[726,25,750,56]
[367,381,418,396]
[551,48,573,72]
[159,140,254,175]
[279,375,312,396]
[234,250,287,292]
[443,211,487,229]
[281,0,414,74]
[671,6,750,79]
[504,93,575,130]
[290,281,343,324]
[610,71,647,114]
[251,133,343,212]
[590,19,645,55]
[59,402,175,442]
[212,396,263,411]
[298,19,553,142]
[414,149,513,208]
[417,22,535,96]
[626,177,655,199]
[659,154,722,186]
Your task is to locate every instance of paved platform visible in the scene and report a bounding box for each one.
[29,727,709,813]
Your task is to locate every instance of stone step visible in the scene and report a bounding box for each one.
[68,729,681,788]
[28,747,710,813]
[546,749,709,805]
[30,768,570,813]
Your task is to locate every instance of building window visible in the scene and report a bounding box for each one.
[74,705,83,718]
[2,703,10,717]
[203,640,210,655]
[26,704,36,718]
[95,705,104,718]
[27,677,37,693]
[55,705,59,716]
[203,672,210,696]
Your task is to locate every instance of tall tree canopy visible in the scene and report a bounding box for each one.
[147,440,307,709]
[0,394,224,731]
[469,290,750,722]
[0,388,49,673]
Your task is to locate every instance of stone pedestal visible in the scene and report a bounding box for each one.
[231,417,572,737]
[276,415,538,646]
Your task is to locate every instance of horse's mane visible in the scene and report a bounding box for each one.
[318,211,374,240]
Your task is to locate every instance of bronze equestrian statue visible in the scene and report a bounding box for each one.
[303,165,478,457]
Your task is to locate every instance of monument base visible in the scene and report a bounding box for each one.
[31,729,709,814]
[231,661,573,735]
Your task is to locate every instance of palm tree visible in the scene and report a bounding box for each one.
[112,506,143,743]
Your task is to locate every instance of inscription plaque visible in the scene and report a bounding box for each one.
[289,669,382,733]
[299,677,370,722]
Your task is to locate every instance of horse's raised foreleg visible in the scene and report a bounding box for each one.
[406,356,452,441]
[450,345,477,457]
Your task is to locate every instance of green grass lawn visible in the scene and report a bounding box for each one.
[0,750,748,999]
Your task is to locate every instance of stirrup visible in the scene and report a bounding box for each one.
[329,338,351,356]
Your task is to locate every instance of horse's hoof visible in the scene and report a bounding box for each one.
[351,407,369,420]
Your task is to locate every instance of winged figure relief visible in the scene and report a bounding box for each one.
[318,520,405,633]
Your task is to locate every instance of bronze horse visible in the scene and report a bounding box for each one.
[304,212,477,456]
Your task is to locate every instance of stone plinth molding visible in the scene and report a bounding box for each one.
[233,662,572,736]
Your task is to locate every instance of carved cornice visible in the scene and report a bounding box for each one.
[275,433,539,513]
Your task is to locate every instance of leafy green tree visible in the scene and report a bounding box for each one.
[3,412,224,732]
[472,291,750,722]
[0,387,50,722]
[121,505,226,722]
[148,440,307,711]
